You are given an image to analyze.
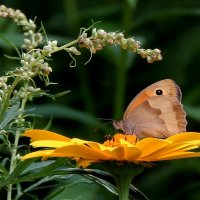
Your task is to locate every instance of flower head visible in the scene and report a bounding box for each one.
[22,130,200,168]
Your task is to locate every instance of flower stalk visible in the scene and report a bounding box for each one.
[7,88,28,200]
[105,162,144,200]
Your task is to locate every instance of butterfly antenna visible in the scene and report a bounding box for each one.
[97,117,114,125]
[97,117,113,121]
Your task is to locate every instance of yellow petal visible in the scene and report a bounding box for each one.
[124,146,142,161]
[103,145,141,161]
[167,132,200,143]
[31,140,69,148]
[70,138,93,145]
[119,138,136,147]
[21,150,54,160]
[139,143,197,161]
[106,146,127,160]
[23,130,70,142]
[53,144,110,160]
[154,151,200,161]
[136,138,170,157]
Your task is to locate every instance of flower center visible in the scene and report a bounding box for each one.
[103,133,138,147]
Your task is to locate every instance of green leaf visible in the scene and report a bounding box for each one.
[0,163,8,183]
[83,174,118,195]
[0,101,20,129]
[44,187,66,200]
[44,174,115,200]
[130,184,150,200]
[21,160,56,175]
[0,159,66,188]
[0,159,36,188]
[0,163,8,176]
[18,192,39,200]
[48,168,117,195]
[15,159,67,184]
[23,175,73,193]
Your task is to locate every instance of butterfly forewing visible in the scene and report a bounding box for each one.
[124,79,182,119]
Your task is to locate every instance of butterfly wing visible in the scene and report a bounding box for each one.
[124,79,181,118]
[123,96,187,138]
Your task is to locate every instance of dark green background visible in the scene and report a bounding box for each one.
[1,0,200,199]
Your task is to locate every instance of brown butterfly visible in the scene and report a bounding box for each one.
[113,79,187,139]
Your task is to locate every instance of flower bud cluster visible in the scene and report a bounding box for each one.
[0,77,7,102]
[0,77,8,89]
[78,28,141,54]
[43,40,58,56]
[0,5,26,23]
[137,48,162,63]
[16,51,52,77]
[22,30,43,51]
[77,28,162,63]
[14,86,41,99]
[21,18,43,51]
[0,77,11,103]
[14,117,25,124]
[0,5,43,51]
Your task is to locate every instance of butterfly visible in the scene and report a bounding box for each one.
[113,79,187,139]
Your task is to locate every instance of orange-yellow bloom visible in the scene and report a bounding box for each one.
[22,130,200,167]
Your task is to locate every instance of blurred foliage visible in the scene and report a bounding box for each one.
[1,0,200,199]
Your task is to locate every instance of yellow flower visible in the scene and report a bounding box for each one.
[22,130,200,167]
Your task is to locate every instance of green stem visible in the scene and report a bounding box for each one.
[27,39,78,69]
[7,94,28,200]
[4,77,21,200]
[105,162,144,200]
[115,172,133,200]
[50,39,78,54]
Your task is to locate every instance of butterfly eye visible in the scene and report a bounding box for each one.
[156,89,163,95]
